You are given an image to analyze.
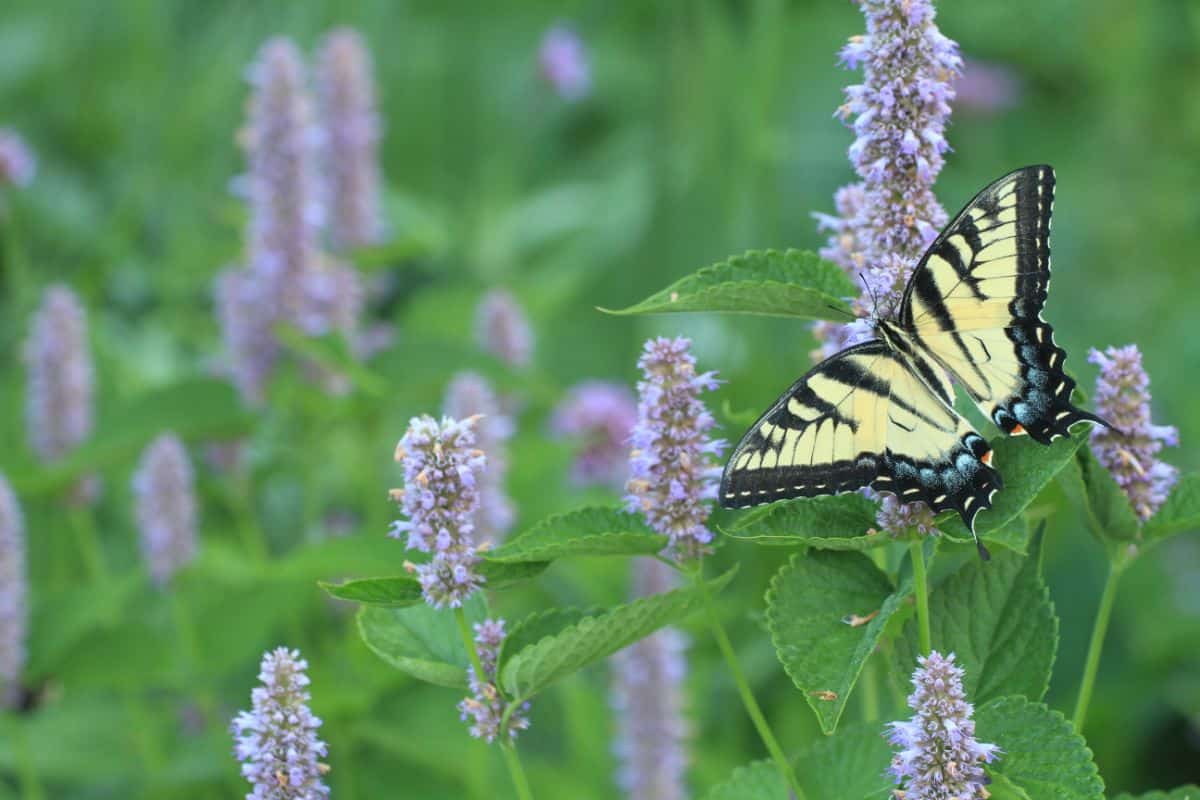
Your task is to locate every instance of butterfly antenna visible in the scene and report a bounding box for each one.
[858,272,880,316]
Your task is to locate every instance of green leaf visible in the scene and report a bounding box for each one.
[1113,788,1200,800]
[766,551,908,734]
[1071,444,1141,545]
[701,761,788,800]
[498,607,600,669]
[891,533,1057,704]
[601,249,856,320]
[976,696,1104,800]
[499,569,735,701]
[321,577,424,607]
[274,325,387,398]
[356,593,487,689]
[1144,472,1200,543]
[793,722,894,800]
[722,494,884,551]
[485,506,667,563]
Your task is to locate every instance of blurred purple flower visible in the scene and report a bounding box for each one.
[0,130,35,188]
[1089,345,1179,521]
[888,651,999,798]
[611,559,688,800]
[24,285,94,463]
[475,289,534,368]
[133,433,198,588]
[444,372,515,542]
[625,337,725,561]
[874,492,941,538]
[954,59,1021,115]
[390,415,486,608]
[539,24,591,101]
[232,647,330,799]
[458,619,531,743]
[316,27,384,250]
[550,380,638,489]
[0,474,27,709]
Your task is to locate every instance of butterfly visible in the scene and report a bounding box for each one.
[719,165,1108,558]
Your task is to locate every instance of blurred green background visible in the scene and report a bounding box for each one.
[0,0,1197,797]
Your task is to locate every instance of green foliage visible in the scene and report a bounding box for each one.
[701,761,787,800]
[1065,444,1141,548]
[975,696,1105,800]
[723,493,883,550]
[357,594,488,689]
[321,561,548,607]
[1113,789,1200,800]
[601,249,855,320]
[1144,472,1200,544]
[792,723,894,800]
[766,551,907,734]
[485,506,667,563]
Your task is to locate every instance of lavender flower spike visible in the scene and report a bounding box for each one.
[232,647,330,799]
[24,285,94,463]
[133,433,198,587]
[1089,345,1179,521]
[475,289,534,368]
[458,619,531,743]
[550,380,638,488]
[538,24,592,102]
[390,415,487,608]
[444,372,516,542]
[611,559,688,800]
[0,129,36,188]
[316,27,384,250]
[625,337,726,561]
[888,651,999,799]
[0,474,28,709]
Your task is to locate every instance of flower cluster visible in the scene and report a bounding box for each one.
[133,433,198,587]
[625,337,725,561]
[0,474,27,709]
[611,559,688,800]
[1088,345,1179,521]
[232,647,330,799]
[316,27,384,250]
[538,24,591,101]
[458,619,531,743]
[24,285,94,463]
[887,651,999,798]
[444,372,516,542]
[475,289,534,368]
[550,380,638,488]
[390,415,487,608]
[0,129,36,188]
[874,492,941,539]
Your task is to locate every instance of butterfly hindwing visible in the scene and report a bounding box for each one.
[900,165,1104,443]
[720,341,1002,530]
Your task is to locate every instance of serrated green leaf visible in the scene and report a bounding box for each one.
[1113,788,1200,800]
[498,607,601,670]
[891,534,1057,704]
[356,593,487,688]
[486,506,667,563]
[1144,473,1200,543]
[766,551,907,734]
[1073,444,1141,545]
[321,576,424,607]
[601,249,856,320]
[499,569,735,701]
[793,722,894,800]
[975,696,1104,800]
[701,761,788,800]
[723,493,885,550]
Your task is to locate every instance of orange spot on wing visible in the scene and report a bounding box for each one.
[981,450,993,466]
[1011,424,1026,436]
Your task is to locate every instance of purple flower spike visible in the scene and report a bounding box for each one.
[444,372,516,542]
[875,492,941,539]
[24,285,94,464]
[390,415,487,608]
[0,130,36,188]
[458,618,531,743]
[625,337,725,561]
[887,651,999,798]
[133,433,198,588]
[475,289,534,368]
[550,380,638,488]
[232,647,330,799]
[0,475,27,709]
[1089,345,1179,521]
[538,24,591,102]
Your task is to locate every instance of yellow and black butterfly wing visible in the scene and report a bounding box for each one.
[899,164,1105,443]
[719,341,1002,532]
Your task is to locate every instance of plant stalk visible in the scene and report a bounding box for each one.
[1072,561,1123,731]
[910,540,931,656]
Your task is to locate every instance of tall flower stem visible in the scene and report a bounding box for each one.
[16,723,44,800]
[697,570,805,799]
[455,608,535,800]
[1073,560,1124,731]
[910,540,932,655]
[68,507,107,583]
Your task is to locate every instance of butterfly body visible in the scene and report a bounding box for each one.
[720,166,1107,547]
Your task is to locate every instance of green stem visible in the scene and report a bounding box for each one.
[499,743,535,800]
[69,507,108,583]
[1073,562,1123,731]
[455,607,487,681]
[910,540,931,656]
[860,658,880,723]
[698,573,806,800]
[15,723,45,800]
[229,469,269,561]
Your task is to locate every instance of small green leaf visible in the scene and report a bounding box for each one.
[793,722,894,800]
[701,761,788,800]
[723,494,884,550]
[1144,472,1200,543]
[486,506,667,563]
[321,577,423,607]
[891,534,1057,704]
[766,551,907,734]
[356,593,487,689]
[601,249,856,320]
[1072,444,1141,545]
[498,607,601,669]
[975,696,1104,800]
[499,569,735,701]
[1113,788,1200,800]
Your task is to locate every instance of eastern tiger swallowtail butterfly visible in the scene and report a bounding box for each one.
[719,165,1108,558]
